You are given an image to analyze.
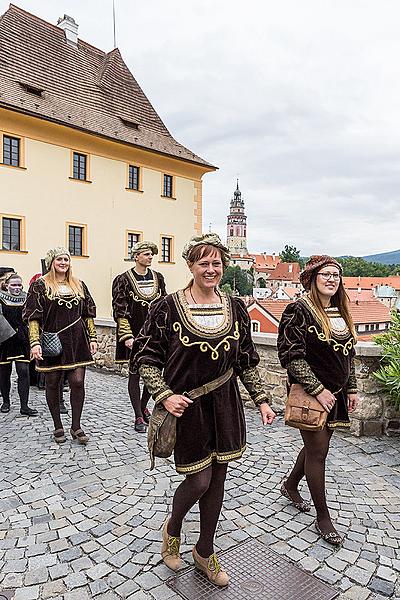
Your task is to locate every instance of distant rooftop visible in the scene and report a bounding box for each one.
[0,4,214,168]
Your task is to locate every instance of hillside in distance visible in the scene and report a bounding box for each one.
[363,249,400,265]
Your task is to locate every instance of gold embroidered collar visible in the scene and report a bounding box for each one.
[126,268,160,304]
[173,289,232,339]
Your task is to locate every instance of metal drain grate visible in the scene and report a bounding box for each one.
[167,539,339,600]
[0,592,15,600]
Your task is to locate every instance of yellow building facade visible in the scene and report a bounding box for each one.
[0,6,214,318]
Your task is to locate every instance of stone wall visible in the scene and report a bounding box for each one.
[93,319,400,436]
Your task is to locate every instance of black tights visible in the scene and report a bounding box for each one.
[128,373,150,419]
[286,427,334,531]
[0,362,30,408]
[168,462,228,557]
[45,367,86,431]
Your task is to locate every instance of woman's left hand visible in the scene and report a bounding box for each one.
[90,342,98,355]
[348,393,359,412]
[259,402,276,425]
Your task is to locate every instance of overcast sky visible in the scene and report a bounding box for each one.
[3,0,400,256]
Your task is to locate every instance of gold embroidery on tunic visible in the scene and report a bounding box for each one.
[307,326,354,355]
[173,321,240,360]
[126,269,160,303]
[173,289,232,338]
[45,289,80,309]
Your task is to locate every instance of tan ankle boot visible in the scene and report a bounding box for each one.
[161,518,181,571]
[192,546,229,587]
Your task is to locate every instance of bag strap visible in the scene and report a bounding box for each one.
[55,317,82,335]
[185,368,234,400]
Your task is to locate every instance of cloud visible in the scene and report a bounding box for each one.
[4,0,400,256]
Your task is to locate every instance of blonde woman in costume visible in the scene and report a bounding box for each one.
[131,234,275,586]
[24,247,97,444]
[277,256,359,546]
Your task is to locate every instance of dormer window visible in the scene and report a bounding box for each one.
[20,83,43,97]
[120,118,139,130]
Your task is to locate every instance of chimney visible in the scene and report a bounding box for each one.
[57,15,79,47]
[289,264,293,273]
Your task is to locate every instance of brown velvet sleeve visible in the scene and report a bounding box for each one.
[131,296,171,372]
[81,281,97,319]
[347,358,358,394]
[23,279,46,327]
[287,358,324,396]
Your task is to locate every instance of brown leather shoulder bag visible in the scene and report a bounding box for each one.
[285,383,328,431]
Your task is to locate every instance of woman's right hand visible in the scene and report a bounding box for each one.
[31,344,43,361]
[316,388,336,413]
[162,394,193,417]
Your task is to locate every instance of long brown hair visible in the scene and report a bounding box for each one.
[43,259,83,299]
[309,275,357,342]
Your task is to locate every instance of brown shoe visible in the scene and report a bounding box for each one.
[161,518,181,571]
[192,546,229,587]
[70,428,89,445]
[53,428,66,444]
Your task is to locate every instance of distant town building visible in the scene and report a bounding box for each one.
[246,298,391,339]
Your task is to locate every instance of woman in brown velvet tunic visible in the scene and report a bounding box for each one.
[277,255,358,546]
[132,233,275,586]
[23,247,97,444]
[112,241,166,432]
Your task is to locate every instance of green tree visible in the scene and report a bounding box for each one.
[280,245,303,267]
[373,310,400,409]
[220,266,253,296]
[335,256,400,277]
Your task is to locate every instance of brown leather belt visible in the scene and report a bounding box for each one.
[185,368,234,400]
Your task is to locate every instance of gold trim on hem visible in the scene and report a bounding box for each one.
[36,360,94,372]
[0,358,30,364]
[327,421,350,429]
[175,445,246,474]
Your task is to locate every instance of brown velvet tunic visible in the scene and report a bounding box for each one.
[131,291,268,474]
[277,296,357,428]
[112,268,166,363]
[0,291,30,364]
[23,278,96,372]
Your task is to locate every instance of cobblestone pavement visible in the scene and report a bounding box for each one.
[0,369,399,600]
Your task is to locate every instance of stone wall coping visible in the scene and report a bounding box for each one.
[95,318,116,328]
[252,333,382,357]
[94,321,382,357]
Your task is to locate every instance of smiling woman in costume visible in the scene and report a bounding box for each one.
[23,247,97,444]
[131,233,275,586]
[277,255,358,546]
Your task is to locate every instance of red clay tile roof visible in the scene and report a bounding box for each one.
[345,289,376,302]
[256,299,293,321]
[250,254,281,269]
[258,262,301,281]
[348,300,391,324]
[343,276,400,291]
[0,4,214,168]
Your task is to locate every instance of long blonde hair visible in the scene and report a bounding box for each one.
[43,260,83,299]
[309,277,357,342]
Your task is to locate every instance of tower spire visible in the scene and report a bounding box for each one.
[226,181,248,255]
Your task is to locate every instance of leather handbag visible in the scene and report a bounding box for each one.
[148,368,234,469]
[285,383,328,431]
[41,331,63,357]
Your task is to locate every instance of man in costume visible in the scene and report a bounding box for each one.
[112,241,166,432]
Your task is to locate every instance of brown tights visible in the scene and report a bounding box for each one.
[168,462,228,557]
[45,367,86,431]
[128,372,150,419]
[285,427,335,533]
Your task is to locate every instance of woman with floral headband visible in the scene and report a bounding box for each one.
[131,233,275,586]
[24,247,97,444]
[277,255,358,546]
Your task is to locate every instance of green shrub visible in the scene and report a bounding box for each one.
[373,310,400,409]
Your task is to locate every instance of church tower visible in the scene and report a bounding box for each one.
[226,180,248,255]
